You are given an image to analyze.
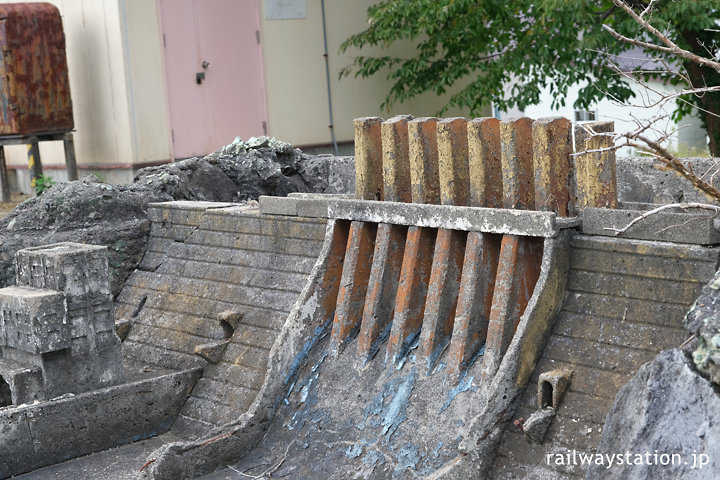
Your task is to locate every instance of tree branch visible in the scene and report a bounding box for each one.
[604,202,720,235]
[607,0,720,72]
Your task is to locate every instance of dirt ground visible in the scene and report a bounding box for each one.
[0,192,31,218]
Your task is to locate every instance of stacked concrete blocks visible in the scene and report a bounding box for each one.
[0,242,122,404]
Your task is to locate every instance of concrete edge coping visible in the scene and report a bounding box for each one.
[148,201,240,210]
[331,199,578,237]
[0,366,200,414]
[582,207,720,245]
[259,195,580,237]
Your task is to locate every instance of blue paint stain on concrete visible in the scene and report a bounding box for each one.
[393,443,420,478]
[284,322,331,387]
[132,431,157,442]
[345,443,363,458]
[432,441,443,458]
[439,374,476,413]
[395,332,421,369]
[362,449,384,466]
[357,368,418,441]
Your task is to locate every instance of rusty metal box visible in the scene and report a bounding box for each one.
[0,3,73,135]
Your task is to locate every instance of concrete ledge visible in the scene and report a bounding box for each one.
[329,199,579,237]
[259,195,580,237]
[0,366,202,478]
[582,207,720,245]
[259,194,350,218]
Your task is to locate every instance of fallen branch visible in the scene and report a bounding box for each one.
[228,439,296,479]
[603,202,720,236]
[139,458,156,473]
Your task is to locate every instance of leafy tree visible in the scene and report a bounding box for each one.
[340,0,720,155]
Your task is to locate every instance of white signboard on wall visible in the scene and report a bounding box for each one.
[265,0,306,20]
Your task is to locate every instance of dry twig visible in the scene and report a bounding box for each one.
[603,202,720,235]
[228,439,296,479]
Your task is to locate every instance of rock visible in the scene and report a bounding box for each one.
[587,349,720,480]
[522,407,555,443]
[0,175,169,296]
[0,139,356,297]
[684,269,720,384]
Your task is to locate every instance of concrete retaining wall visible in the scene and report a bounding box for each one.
[0,366,200,479]
[115,201,327,436]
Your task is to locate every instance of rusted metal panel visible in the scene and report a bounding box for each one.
[0,3,73,135]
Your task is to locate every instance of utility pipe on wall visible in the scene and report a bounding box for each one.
[320,0,339,155]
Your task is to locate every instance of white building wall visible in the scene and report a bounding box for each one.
[521,78,708,156]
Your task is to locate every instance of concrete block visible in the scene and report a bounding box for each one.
[576,129,618,209]
[331,221,377,352]
[15,242,111,297]
[468,117,502,208]
[0,358,44,405]
[354,117,383,200]
[382,115,412,202]
[501,117,534,210]
[295,197,331,218]
[437,117,470,206]
[0,367,201,478]
[408,117,440,204]
[533,117,573,216]
[582,207,720,244]
[0,409,34,478]
[258,195,297,216]
[0,286,68,354]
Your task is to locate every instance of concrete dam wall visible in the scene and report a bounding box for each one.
[3,115,719,479]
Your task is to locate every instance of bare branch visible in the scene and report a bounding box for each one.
[604,202,720,235]
[605,0,720,72]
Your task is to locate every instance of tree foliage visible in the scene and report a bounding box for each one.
[340,0,720,154]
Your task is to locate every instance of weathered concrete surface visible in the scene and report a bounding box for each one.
[587,349,720,480]
[434,231,571,479]
[582,206,720,245]
[143,219,349,480]
[0,363,201,478]
[12,433,180,480]
[617,157,720,205]
[115,202,327,437]
[328,198,579,237]
[489,235,720,479]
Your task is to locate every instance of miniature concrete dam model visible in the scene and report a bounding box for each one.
[1,116,719,479]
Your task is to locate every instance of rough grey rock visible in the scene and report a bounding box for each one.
[0,140,355,297]
[0,176,169,296]
[587,349,720,480]
[522,407,556,443]
[685,268,720,384]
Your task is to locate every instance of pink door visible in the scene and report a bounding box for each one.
[159,0,267,159]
